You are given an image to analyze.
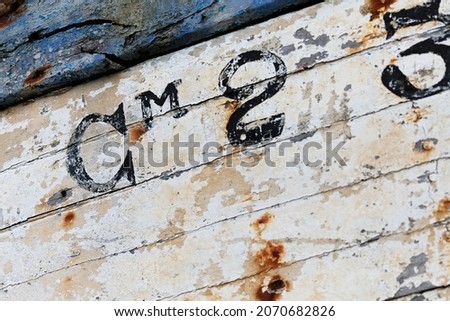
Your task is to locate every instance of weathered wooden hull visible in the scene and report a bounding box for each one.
[0,0,318,108]
[0,0,449,300]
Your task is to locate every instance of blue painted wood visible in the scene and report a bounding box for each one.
[0,0,318,109]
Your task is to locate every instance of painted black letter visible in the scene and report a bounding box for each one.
[67,103,136,193]
[136,80,187,129]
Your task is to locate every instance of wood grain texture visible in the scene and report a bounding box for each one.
[0,0,446,226]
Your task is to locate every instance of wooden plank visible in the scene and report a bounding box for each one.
[1,24,448,228]
[0,0,445,172]
[174,224,450,301]
[0,0,322,108]
[1,158,448,299]
[0,94,449,291]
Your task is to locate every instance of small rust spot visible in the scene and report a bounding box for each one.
[433,197,450,221]
[62,211,76,229]
[349,19,385,54]
[24,65,52,86]
[129,122,148,143]
[255,240,285,269]
[256,213,273,226]
[390,57,398,64]
[0,0,25,28]
[252,212,274,236]
[365,0,397,20]
[255,275,291,301]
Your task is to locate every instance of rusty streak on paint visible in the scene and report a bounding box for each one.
[354,0,398,52]
[24,65,52,86]
[252,213,274,230]
[255,240,285,269]
[129,122,147,143]
[442,231,450,244]
[366,0,397,20]
[0,0,25,28]
[433,197,450,221]
[246,213,291,301]
[62,211,76,229]
[389,57,398,64]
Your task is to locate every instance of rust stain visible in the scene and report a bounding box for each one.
[252,212,274,237]
[350,0,396,53]
[433,197,450,221]
[129,122,148,143]
[242,215,288,300]
[62,211,76,229]
[255,240,285,269]
[24,65,52,86]
[255,275,291,301]
[0,0,25,28]
[254,212,273,227]
[389,57,398,64]
[405,108,427,123]
[365,0,397,20]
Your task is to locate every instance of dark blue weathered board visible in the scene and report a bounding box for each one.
[0,0,318,109]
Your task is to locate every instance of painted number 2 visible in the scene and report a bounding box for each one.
[219,50,287,146]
